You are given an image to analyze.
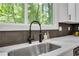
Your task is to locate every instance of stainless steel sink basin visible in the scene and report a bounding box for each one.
[8,43,61,56]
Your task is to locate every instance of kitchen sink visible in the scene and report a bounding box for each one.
[8,43,61,56]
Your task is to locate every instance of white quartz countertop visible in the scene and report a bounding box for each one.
[0,35,79,56]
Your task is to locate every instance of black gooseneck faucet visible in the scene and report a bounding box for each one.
[27,21,43,44]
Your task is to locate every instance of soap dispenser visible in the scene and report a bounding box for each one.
[43,33,47,40]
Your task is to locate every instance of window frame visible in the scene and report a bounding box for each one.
[0,3,58,31]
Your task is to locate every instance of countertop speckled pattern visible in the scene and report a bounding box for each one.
[0,35,79,56]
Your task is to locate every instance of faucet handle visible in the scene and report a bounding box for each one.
[39,33,43,42]
[27,36,32,44]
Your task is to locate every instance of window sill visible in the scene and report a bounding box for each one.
[0,24,58,31]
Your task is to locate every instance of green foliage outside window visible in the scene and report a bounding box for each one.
[28,3,53,25]
[0,3,53,25]
[0,3,24,24]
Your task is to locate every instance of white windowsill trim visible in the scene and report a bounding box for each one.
[0,24,58,31]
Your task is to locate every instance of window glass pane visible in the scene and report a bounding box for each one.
[0,3,24,24]
[28,3,53,25]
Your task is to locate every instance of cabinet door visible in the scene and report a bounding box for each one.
[75,3,79,22]
[58,3,68,22]
[68,3,76,22]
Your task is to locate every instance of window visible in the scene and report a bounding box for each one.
[0,3,58,30]
[28,3,53,25]
[0,3,53,25]
[0,3,24,24]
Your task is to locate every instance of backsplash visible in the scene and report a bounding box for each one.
[72,24,79,32]
[0,23,72,47]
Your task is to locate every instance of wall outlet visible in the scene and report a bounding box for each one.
[68,27,71,31]
[59,26,62,31]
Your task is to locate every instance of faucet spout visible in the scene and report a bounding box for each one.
[27,21,43,44]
